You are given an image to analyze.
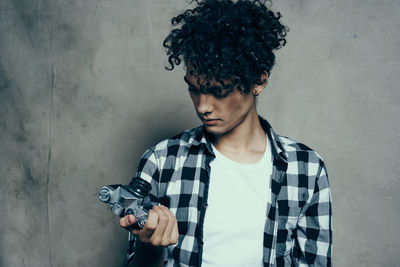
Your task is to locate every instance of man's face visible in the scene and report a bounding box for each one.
[184,67,256,137]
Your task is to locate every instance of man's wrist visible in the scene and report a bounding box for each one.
[130,239,165,267]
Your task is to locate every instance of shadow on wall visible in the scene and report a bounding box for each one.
[129,101,196,161]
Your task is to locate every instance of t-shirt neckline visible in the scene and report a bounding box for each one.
[210,134,270,168]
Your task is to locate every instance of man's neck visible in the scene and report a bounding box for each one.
[211,109,266,158]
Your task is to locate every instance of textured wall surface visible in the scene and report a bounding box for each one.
[0,0,399,266]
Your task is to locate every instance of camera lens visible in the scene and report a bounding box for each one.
[128,177,152,198]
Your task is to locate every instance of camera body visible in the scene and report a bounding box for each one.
[98,177,153,229]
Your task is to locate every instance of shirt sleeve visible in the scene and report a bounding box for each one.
[126,148,161,265]
[295,161,332,266]
[134,148,161,204]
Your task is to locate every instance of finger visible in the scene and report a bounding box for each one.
[145,208,159,231]
[171,219,179,244]
[119,215,135,228]
[149,206,170,246]
[161,209,176,246]
[137,208,158,241]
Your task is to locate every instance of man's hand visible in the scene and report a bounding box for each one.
[120,205,179,247]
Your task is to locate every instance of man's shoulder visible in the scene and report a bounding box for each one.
[259,116,325,165]
[149,125,205,153]
[277,134,325,165]
[275,135,328,186]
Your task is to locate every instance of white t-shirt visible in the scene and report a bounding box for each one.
[202,136,273,267]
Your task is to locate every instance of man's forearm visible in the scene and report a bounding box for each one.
[129,239,166,267]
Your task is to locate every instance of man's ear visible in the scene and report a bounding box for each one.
[252,71,269,96]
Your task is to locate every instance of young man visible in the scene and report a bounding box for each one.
[119,0,332,266]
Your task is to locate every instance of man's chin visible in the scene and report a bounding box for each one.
[203,125,221,135]
[204,125,231,137]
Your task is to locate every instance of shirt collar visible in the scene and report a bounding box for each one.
[186,116,288,164]
[258,116,288,164]
[186,125,215,155]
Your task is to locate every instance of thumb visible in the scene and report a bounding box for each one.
[119,214,135,228]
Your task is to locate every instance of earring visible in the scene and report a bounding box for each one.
[254,90,259,96]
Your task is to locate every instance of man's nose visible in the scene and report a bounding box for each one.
[197,94,214,114]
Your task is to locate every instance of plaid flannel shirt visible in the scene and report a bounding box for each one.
[127,116,332,266]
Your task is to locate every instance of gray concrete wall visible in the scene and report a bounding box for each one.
[0,0,398,266]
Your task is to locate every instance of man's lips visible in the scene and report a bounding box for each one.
[201,118,220,125]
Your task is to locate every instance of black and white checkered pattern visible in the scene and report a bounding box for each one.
[127,116,332,267]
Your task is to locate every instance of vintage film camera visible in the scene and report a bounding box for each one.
[98,177,153,229]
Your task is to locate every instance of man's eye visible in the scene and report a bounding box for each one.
[213,90,231,99]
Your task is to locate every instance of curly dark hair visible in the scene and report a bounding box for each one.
[163,0,288,95]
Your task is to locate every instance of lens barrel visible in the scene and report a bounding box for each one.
[128,177,152,198]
